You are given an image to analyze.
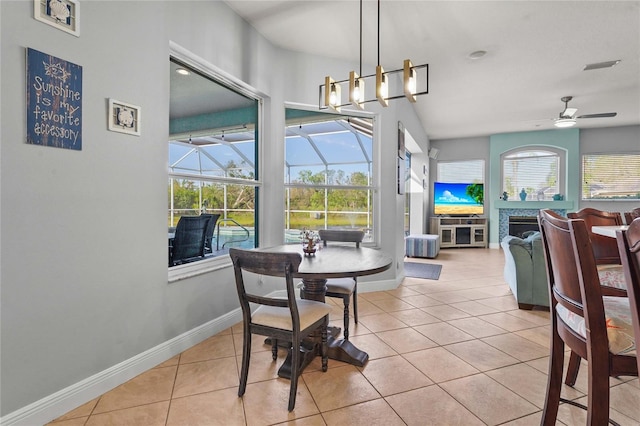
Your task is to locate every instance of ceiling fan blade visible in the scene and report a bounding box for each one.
[577,112,617,119]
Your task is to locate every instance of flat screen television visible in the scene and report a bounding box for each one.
[433,182,484,216]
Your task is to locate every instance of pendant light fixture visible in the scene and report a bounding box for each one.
[319,0,429,111]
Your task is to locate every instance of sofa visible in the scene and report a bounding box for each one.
[501,232,549,309]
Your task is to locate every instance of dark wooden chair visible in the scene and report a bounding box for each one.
[169,215,210,266]
[229,248,331,412]
[616,217,640,374]
[565,208,627,385]
[201,213,221,254]
[624,207,640,225]
[538,209,637,425]
[318,229,365,340]
[568,208,623,265]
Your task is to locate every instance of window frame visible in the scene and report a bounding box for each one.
[168,43,263,282]
[581,152,640,201]
[500,146,565,201]
[436,159,485,184]
[283,104,380,246]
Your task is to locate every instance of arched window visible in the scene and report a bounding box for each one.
[501,147,565,201]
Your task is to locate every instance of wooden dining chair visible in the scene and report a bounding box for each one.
[538,209,637,425]
[564,208,627,386]
[318,229,365,340]
[169,215,210,266]
[624,207,640,225]
[229,248,331,412]
[616,217,640,374]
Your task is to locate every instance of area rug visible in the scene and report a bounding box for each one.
[404,262,442,280]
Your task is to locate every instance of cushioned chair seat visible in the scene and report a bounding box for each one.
[597,264,627,291]
[253,299,332,331]
[325,278,356,295]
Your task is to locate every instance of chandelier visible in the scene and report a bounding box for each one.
[319,0,429,111]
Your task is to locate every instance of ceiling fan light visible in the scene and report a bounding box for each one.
[554,118,576,128]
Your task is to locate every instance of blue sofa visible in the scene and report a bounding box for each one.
[501,232,549,309]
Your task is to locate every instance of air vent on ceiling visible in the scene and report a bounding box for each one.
[583,60,621,71]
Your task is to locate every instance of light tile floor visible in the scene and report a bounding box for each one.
[49,248,640,425]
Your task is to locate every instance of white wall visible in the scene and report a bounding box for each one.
[1,1,424,420]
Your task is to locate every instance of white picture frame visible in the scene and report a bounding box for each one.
[34,0,80,37]
[108,99,141,136]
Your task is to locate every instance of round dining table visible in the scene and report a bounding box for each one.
[259,244,393,377]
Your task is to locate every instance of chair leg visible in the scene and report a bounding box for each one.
[238,328,252,397]
[288,336,300,412]
[587,351,611,425]
[271,338,278,360]
[352,285,358,324]
[342,296,350,341]
[541,327,564,426]
[321,319,328,372]
[564,351,581,386]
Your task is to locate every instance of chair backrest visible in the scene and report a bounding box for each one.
[318,229,365,248]
[567,207,623,264]
[624,208,640,225]
[171,215,210,265]
[229,248,303,329]
[538,209,608,344]
[202,213,221,251]
[616,217,640,371]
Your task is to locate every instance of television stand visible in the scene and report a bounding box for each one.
[430,217,487,248]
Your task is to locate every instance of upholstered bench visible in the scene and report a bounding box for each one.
[405,234,440,258]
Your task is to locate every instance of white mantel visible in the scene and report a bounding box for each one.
[494,200,574,210]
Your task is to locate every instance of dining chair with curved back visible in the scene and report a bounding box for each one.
[564,208,627,386]
[624,207,640,225]
[201,213,221,254]
[229,248,331,412]
[169,215,211,266]
[616,217,640,374]
[318,229,365,341]
[567,208,623,265]
[538,209,637,425]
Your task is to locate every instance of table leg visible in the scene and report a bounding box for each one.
[276,276,369,378]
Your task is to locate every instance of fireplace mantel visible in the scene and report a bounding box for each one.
[494,200,574,210]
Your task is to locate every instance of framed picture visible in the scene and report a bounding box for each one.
[108,99,141,136]
[34,0,80,37]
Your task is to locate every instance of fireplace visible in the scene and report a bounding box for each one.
[508,216,539,238]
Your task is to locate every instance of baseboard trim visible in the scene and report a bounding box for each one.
[1,309,242,426]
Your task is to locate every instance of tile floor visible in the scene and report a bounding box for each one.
[49,248,640,425]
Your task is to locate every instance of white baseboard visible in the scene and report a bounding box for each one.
[0,276,395,426]
[1,309,243,426]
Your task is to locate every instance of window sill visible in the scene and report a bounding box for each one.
[168,255,232,283]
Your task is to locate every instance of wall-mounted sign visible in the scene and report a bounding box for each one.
[26,48,82,150]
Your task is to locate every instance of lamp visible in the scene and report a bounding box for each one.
[319,0,429,110]
[554,118,576,128]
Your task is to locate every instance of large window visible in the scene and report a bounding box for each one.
[501,148,563,201]
[582,153,640,200]
[168,57,260,268]
[284,109,375,243]
[437,159,485,183]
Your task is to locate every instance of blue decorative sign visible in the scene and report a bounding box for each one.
[26,48,82,150]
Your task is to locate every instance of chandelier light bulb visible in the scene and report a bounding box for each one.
[329,83,338,106]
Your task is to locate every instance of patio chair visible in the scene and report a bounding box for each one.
[229,248,331,412]
[538,209,636,425]
[169,215,210,266]
[201,213,221,254]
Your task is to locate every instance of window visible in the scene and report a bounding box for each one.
[501,148,563,201]
[582,153,640,200]
[168,57,260,269]
[284,109,375,243]
[437,159,485,183]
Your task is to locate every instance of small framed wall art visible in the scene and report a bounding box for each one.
[108,99,141,136]
[34,0,80,37]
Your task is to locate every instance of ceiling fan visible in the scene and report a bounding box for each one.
[554,96,617,128]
